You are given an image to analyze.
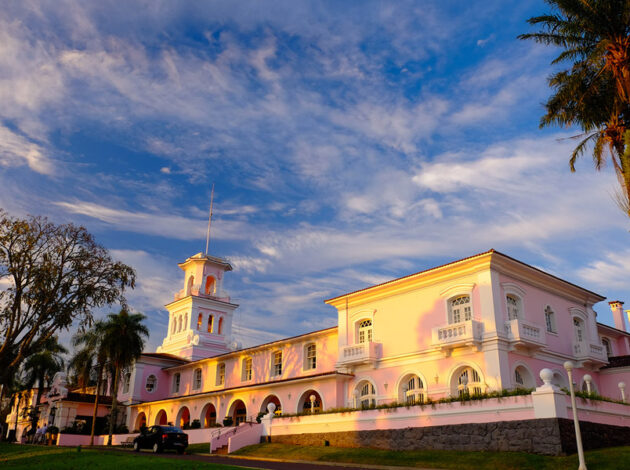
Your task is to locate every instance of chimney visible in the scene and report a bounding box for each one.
[609,301,626,331]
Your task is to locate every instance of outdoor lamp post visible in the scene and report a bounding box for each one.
[583,374,592,394]
[564,361,586,470]
[309,395,316,414]
[619,382,626,403]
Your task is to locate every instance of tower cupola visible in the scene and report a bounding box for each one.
[157,252,238,360]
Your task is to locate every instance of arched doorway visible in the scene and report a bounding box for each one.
[176,406,190,429]
[398,374,425,404]
[201,403,217,427]
[450,365,483,397]
[260,395,282,416]
[134,412,147,431]
[354,380,376,407]
[228,399,247,425]
[154,409,167,425]
[514,365,535,389]
[297,390,322,414]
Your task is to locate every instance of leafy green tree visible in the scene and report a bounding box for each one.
[71,323,109,445]
[22,336,67,434]
[0,210,135,398]
[520,1,630,215]
[97,308,148,446]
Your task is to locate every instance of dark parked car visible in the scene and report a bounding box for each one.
[133,425,188,454]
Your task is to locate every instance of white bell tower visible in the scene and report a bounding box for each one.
[157,252,238,360]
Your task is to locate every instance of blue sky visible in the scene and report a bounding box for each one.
[2,0,629,351]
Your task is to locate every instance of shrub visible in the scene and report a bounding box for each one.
[190,419,201,429]
[222,417,233,427]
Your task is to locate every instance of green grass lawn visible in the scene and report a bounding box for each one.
[232,442,630,470]
[0,442,243,469]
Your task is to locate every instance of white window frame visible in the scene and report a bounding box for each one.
[216,363,225,386]
[193,368,202,390]
[457,367,482,397]
[357,319,373,344]
[449,295,472,324]
[601,337,613,357]
[356,381,376,408]
[173,373,181,393]
[242,357,252,382]
[122,371,131,394]
[505,294,522,321]
[272,351,283,376]
[544,306,557,334]
[403,375,424,405]
[304,343,317,370]
[145,375,157,393]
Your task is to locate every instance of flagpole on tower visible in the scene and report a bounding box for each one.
[205,183,215,255]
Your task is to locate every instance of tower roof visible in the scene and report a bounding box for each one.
[177,252,233,272]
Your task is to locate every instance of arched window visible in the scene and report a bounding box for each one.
[449,295,472,324]
[171,317,176,335]
[506,295,521,320]
[356,381,376,408]
[401,375,425,404]
[177,315,182,333]
[145,375,157,393]
[457,367,482,397]
[272,351,282,376]
[183,313,188,330]
[544,306,556,333]
[193,368,202,390]
[173,373,181,393]
[601,337,612,357]
[304,344,316,370]
[573,317,585,343]
[122,371,131,394]
[515,369,524,386]
[205,276,216,295]
[358,319,373,344]
[208,315,214,333]
[242,357,252,382]
[186,275,194,296]
[197,313,203,330]
[218,317,224,335]
[216,363,225,386]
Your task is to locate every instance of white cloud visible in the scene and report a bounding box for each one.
[578,250,630,291]
[53,201,251,240]
[0,125,54,175]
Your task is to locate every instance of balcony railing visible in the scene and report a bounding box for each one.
[337,341,382,367]
[505,318,546,348]
[432,320,483,349]
[573,341,607,363]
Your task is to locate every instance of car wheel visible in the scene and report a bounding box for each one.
[177,448,184,455]
[133,441,140,452]
[152,443,161,453]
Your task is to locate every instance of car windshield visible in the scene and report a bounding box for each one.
[161,426,183,433]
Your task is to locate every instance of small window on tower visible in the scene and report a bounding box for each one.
[197,313,203,330]
[205,276,216,295]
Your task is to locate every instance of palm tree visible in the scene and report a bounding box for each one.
[22,336,67,435]
[97,308,148,446]
[520,1,630,215]
[72,323,108,446]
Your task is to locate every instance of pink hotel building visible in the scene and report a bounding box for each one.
[37,249,630,452]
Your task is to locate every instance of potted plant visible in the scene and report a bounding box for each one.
[222,416,233,427]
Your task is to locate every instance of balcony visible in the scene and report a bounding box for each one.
[337,341,382,367]
[432,320,483,354]
[505,318,546,350]
[573,341,607,364]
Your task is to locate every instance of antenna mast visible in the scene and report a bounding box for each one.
[205,183,215,255]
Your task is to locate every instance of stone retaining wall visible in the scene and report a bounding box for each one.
[269,418,630,455]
